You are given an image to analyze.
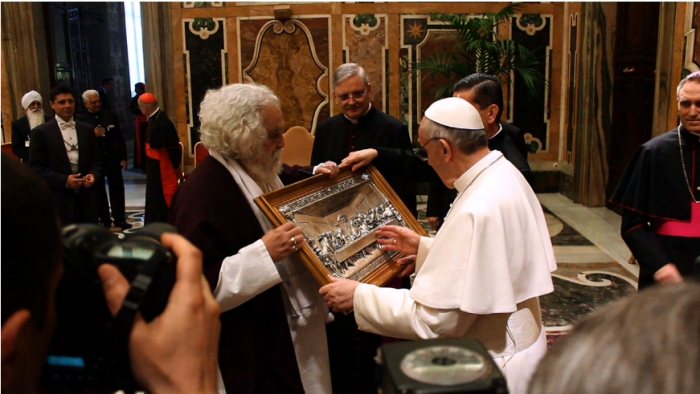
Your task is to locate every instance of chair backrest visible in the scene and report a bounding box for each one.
[194,141,209,168]
[1,143,18,160]
[280,126,314,166]
[177,142,185,183]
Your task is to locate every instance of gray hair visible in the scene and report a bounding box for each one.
[332,63,369,89]
[422,118,487,155]
[198,83,280,161]
[676,71,700,97]
[82,89,99,102]
[528,282,700,394]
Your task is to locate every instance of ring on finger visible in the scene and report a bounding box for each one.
[393,238,397,245]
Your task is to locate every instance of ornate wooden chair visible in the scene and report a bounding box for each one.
[177,142,185,184]
[1,143,18,160]
[194,141,209,168]
[280,126,315,166]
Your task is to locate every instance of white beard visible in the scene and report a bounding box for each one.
[27,109,45,130]
[240,149,283,187]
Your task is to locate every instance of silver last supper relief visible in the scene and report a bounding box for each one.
[278,173,407,281]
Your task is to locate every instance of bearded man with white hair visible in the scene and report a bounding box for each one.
[11,90,51,162]
[320,97,557,394]
[168,83,339,394]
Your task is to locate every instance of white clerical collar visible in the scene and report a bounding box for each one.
[55,114,75,126]
[345,103,372,124]
[453,150,504,193]
[148,108,161,119]
[489,123,503,140]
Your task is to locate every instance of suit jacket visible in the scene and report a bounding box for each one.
[11,115,51,162]
[29,118,102,225]
[311,105,417,215]
[501,121,529,159]
[77,109,127,166]
[97,87,111,111]
[169,155,312,394]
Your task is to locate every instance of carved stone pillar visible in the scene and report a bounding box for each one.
[141,2,176,121]
[572,2,611,207]
[1,2,41,142]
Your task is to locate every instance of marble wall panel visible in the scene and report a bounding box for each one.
[183,17,227,154]
[182,2,224,8]
[512,14,553,154]
[342,14,388,112]
[239,17,330,133]
[400,15,458,142]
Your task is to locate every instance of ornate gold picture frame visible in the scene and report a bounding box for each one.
[255,165,428,286]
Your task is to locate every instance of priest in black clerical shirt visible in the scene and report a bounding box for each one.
[610,71,700,289]
[312,63,416,394]
[311,63,417,217]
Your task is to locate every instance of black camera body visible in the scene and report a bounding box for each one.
[41,223,178,391]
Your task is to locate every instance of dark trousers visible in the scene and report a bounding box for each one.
[97,162,126,224]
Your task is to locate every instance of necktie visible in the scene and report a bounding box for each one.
[60,121,76,130]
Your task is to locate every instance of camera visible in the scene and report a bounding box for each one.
[41,223,178,391]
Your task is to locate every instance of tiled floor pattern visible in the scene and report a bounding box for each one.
[111,190,637,341]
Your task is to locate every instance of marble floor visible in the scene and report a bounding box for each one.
[112,188,638,341]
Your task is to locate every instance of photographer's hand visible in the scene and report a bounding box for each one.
[98,233,221,394]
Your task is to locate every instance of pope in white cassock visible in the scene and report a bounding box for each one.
[320,97,557,394]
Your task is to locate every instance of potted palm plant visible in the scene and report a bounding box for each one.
[414,3,546,99]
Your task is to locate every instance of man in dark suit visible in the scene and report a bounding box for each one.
[138,92,181,224]
[97,77,114,111]
[77,89,131,229]
[311,63,417,218]
[29,85,101,226]
[427,73,533,230]
[11,90,51,162]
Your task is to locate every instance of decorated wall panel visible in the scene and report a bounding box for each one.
[511,14,553,154]
[171,2,563,169]
[238,17,330,133]
[183,17,227,154]
[342,14,388,113]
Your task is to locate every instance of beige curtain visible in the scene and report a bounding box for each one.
[140,2,176,121]
[1,2,41,142]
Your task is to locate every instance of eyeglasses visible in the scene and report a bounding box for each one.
[415,138,443,161]
[88,100,101,104]
[336,90,367,102]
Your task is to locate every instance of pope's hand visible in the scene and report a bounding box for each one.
[375,225,420,255]
[654,263,684,284]
[398,255,416,277]
[340,149,378,172]
[319,276,360,312]
[314,161,340,178]
[262,222,306,263]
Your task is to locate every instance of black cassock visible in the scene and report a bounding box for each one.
[610,126,700,289]
[144,109,180,224]
[311,105,417,217]
[427,125,534,225]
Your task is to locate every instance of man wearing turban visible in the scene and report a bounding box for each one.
[11,91,51,162]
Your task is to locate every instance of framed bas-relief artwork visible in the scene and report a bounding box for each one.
[255,165,428,286]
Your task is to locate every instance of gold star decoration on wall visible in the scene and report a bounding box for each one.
[407,22,425,40]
